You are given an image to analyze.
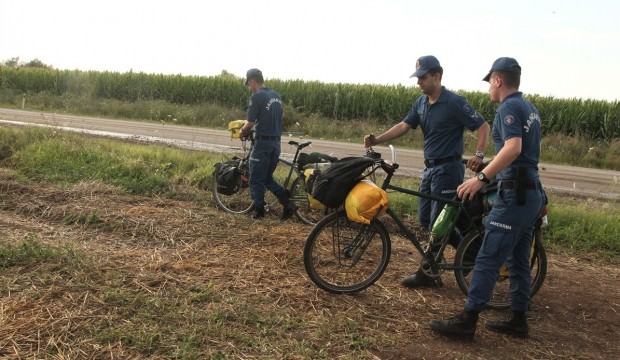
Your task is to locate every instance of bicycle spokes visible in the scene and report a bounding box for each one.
[303,210,391,294]
[336,223,375,267]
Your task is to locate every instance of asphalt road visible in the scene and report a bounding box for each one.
[1,107,619,200]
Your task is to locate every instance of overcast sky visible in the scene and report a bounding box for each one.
[2,0,619,101]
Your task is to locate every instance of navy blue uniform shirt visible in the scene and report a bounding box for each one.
[492,91,541,179]
[247,87,283,137]
[403,87,485,160]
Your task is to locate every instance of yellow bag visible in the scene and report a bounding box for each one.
[345,179,389,224]
[228,120,246,138]
[303,168,327,210]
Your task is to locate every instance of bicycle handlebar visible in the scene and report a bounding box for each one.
[366,146,399,174]
[366,146,476,205]
[462,158,491,173]
[239,130,254,142]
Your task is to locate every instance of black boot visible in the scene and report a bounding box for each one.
[485,311,529,338]
[401,267,442,288]
[277,190,297,220]
[430,309,479,340]
[251,206,265,219]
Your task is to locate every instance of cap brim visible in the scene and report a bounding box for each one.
[410,69,429,78]
[482,71,492,82]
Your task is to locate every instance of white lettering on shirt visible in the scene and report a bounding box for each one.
[490,221,512,230]
[523,113,540,133]
[265,97,282,111]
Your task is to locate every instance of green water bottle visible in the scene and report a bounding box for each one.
[430,203,459,239]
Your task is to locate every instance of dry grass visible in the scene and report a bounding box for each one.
[0,169,619,359]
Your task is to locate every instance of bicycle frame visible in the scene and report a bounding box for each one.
[303,145,547,307]
[277,156,308,206]
[277,139,311,191]
[372,145,543,278]
[214,130,333,224]
[277,140,339,225]
[378,168,477,275]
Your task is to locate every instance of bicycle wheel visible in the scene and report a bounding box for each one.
[290,175,328,225]
[454,227,547,310]
[212,160,254,214]
[528,227,547,298]
[303,209,391,294]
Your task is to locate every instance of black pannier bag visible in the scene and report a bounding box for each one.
[214,158,242,195]
[455,180,497,233]
[305,156,376,208]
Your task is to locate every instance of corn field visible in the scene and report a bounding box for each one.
[1,66,618,140]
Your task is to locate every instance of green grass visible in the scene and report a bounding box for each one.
[1,126,217,198]
[543,195,620,259]
[0,233,67,267]
[0,125,618,358]
[0,89,620,170]
[2,66,619,141]
[1,126,617,262]
[0,234,314,358]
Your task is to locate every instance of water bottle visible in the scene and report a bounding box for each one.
[430,203,459,239]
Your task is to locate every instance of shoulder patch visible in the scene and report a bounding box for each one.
[503,115,515,125]
[463,103,473,114]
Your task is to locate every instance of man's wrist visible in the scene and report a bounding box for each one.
[477,171,490,184]
[370,134,378,145]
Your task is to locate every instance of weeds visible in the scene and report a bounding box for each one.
[0,234,58,267]
[1,126,618,262]
[0,135,617,358]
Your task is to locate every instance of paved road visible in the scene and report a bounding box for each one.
[1,107,619,200]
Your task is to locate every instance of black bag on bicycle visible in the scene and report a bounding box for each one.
[305,156,376,208]
[297,152,338,167]
[455,180,497,233]
[213,159,242,195]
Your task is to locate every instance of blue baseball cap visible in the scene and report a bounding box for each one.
[483,57,521,82]
[245,68,263,85]
[410,55,441,78]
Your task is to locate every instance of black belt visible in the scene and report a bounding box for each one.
[255,135,281,141]
[499,180,540,190]
[424,156,461,168]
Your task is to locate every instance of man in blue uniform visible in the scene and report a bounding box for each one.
[364,55,490,288]
[430,57,546,339]
[239,68,296,220]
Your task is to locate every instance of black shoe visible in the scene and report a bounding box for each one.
[277,190,297,220]
[485,313,529,338]
[430,310,479,340]
[281,202,297,220]
[251,207,265,219]
[401,268,441,288]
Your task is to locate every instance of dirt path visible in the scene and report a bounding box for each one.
[0,169,618,359]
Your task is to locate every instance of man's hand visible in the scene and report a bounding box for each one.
[239,122,251,139]
[457,176,485,202]
[466,155,484,172]
[363,134,376,148]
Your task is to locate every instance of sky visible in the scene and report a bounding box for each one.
[2,0,619,102]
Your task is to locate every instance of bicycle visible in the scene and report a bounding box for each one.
[303,146,547,310]
[212,130,333,225]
